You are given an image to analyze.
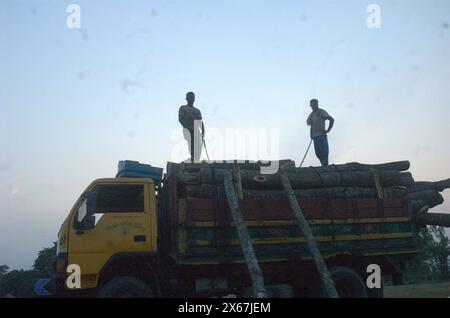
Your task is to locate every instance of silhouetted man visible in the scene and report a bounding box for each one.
[306,99,334,166]
[178,92,205,162]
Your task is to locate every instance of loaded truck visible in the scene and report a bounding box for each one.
[51,160,450,298]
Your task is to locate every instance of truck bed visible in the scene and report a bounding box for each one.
[159,175,419,265]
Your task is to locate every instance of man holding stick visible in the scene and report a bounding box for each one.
[306,99,335,166]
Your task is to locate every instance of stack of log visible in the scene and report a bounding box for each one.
[166,160,450,217]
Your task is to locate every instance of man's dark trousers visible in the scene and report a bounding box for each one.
[183,128,202,162]
[312,134,329,166]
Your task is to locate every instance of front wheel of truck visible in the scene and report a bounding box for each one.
[98,276,154,298]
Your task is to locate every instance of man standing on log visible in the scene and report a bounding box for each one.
[306,99,334,166]
[179,91,205,162]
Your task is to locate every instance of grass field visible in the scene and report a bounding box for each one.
[384,281,450,298]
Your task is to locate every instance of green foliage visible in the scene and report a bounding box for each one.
[0,269,39,298]
[0,243,56,298]
[404,226,450,282]
[0,265,9,275]
[33,242,57,277]
[428,226,450,279]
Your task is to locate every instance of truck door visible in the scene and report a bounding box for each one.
[67,182,155,289]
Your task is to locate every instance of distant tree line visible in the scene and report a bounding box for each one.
[0,243,56,298]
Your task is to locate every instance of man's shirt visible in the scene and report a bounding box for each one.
[179,105,202,131]
[307,108,330,138]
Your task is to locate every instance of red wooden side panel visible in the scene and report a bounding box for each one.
[185,197,408,223]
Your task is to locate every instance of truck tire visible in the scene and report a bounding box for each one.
[324,266,368,298]
[98,276,154,298]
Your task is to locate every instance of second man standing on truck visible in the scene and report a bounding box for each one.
[179,91,205,162]
[306,98,334,166]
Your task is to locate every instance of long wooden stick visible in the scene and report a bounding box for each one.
[371,169,385,199]
[223,170,268,298]
[233,165,244,200]
[280,172,339,298]
[299,139,313,167]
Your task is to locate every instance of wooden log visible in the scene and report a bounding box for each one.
[407,200,428,214]
[247,170,414,189]
[179,169,414,188]
[413,212,450,227]
[405,190,444,209]
[371,169,384,199]
[223,170,268,298]
[195,169,414,189]
[297,160,410,173]
[409,179,450,193]
[233,166,244,200]
[186,184,216,198]
[167,160,296,174]
[280,172,339,298]
[167,160,410,175]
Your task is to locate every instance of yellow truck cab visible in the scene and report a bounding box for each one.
[54,161,162,297]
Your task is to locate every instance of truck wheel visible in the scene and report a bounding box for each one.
[98,277,154,298]
[324,266,368,298]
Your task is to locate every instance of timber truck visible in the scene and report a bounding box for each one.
[51,159,449,298]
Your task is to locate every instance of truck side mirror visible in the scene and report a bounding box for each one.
[85,191,97,217]
[81,215,95,231]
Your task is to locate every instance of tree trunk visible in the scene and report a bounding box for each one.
[174,168,414,189]
[405,190,444,209]
[223,170,268,298]
[167,159,296,174]
[215,169,412,189]
[413,212,450,227]
[167,160,410,175]
[280,172,339,298]
[296,160,410,173]
[409,179,450,193]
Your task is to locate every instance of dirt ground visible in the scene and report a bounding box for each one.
[384,281,450,298]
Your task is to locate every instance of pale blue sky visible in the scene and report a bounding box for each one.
[1,0,450,268]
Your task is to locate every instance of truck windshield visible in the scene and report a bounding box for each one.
[94,184,144,213]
